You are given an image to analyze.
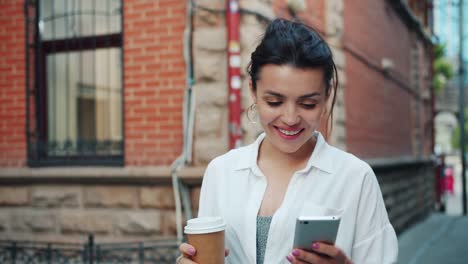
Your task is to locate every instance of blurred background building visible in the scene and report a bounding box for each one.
[433,0,467,155]
[432,0,468,216]
[0,0,435,246]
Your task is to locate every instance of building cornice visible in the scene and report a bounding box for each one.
[0,166,206,185]
[387,0,434,45]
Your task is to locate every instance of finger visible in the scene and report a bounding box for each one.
[309,242,342,259]
[291,248,330,263]
[286,254,310,264]
[225,248,230,257]
[311,243,353,263]
[177,256,198,264]
[179,243,196,257]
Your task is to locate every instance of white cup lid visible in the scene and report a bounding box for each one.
[184,217,226,234]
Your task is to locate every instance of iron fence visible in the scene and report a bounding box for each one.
[0,235,179,264]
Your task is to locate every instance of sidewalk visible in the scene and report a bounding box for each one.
[398,213,468,264]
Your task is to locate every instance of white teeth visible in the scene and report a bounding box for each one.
[278,128,301,136]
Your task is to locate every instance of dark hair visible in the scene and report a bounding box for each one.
[247,18,338,137]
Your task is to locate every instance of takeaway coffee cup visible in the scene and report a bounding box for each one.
[184,217,226,264]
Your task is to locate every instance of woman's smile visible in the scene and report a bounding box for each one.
[274,126,305,139]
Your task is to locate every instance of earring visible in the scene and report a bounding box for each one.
[246,103,258,124]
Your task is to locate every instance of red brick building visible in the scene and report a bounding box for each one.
[0,0,434,242]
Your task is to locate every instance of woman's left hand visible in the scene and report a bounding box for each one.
[286,242,353,264]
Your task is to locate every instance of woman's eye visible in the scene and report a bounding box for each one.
[302,103,317,109]
[267,101,282,107]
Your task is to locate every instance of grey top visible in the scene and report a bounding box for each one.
[256,216,273,264]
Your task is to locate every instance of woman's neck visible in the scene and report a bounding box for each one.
[258,137,316,171]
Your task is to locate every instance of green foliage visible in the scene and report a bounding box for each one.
[434,58,455,79]
[433,43,455,94]
[434,43,446,59]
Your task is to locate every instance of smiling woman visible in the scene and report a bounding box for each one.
[178,18,398,264]
[253,65,327,156]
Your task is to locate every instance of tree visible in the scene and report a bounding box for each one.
[433,43,455,94]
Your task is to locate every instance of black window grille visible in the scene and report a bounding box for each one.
[25,0,124,166]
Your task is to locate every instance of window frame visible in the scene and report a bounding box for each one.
[25,0,125,167]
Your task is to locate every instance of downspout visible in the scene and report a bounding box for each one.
[428,1,435,154]
[172,0,196,244]
[227,0,243,149]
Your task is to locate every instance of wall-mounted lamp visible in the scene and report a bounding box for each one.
[381,57,394,72]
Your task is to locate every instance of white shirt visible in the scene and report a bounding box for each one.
[198,132,398,263]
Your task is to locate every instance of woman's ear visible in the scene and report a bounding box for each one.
[249,79,257,103]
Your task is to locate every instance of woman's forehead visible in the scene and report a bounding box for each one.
[256,65,325,96]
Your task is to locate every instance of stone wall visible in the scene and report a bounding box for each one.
[0,181,200,242]
[193,0,273,164]
[373,159,435,234]
[325,0,346,149]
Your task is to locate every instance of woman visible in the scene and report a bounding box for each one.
[178,18,398,264]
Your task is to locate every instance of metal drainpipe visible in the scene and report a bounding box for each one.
[227,0,242,149]
[172,0,196,244]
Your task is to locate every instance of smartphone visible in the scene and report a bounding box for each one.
[293,216,341,250]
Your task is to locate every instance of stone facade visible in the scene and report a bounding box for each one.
[192,0,272,164]
[325,0,346,149]
[0,183,201,242]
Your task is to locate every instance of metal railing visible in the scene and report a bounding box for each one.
[0,235,179,264]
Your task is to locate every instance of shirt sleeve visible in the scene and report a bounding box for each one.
[351,166,398,263]
[197,158,221,218]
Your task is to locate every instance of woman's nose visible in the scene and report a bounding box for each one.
[282,107,300,126]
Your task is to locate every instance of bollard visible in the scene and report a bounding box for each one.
[47,243,52,264]
[11,241,17,264]
[138,242,145,264]
[88,234,94,264]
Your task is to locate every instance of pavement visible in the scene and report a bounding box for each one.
[398,213,468,264]
[398,154,468,264]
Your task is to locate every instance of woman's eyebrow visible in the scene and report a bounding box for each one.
[264,91,321,99]
[264,91,284,98]
[298,92,321,99]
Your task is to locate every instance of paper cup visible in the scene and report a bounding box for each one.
[184,217,226,264]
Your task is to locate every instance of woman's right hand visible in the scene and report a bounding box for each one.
[177,243,230,264]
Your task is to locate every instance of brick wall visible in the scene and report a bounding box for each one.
[0,1,27,167]
[344,0,419,158]
[124,0,186,166]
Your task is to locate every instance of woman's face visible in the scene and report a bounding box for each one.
[251,64,328,155]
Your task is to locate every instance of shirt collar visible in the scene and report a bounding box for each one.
[234,131,335,174]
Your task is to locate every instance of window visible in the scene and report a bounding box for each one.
[26,0,123,166]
